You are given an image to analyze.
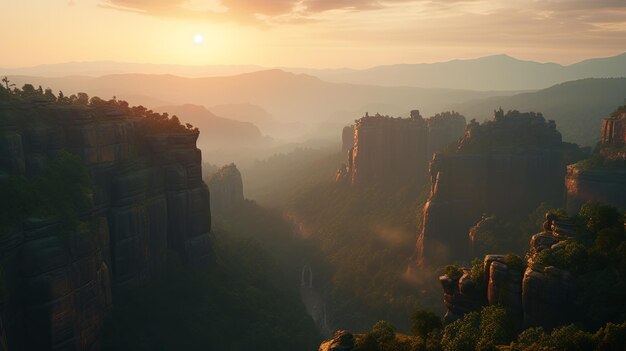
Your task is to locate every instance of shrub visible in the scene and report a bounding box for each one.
[410,310,442,339]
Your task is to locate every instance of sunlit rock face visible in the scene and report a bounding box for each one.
[207,163,244,214]
[566,106,626,214]
[0,102,211,350]
[417,110,584,265]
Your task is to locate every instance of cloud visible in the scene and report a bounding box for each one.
[99,0,423,24]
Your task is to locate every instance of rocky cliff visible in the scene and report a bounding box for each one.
[337,111,428,186]
[341,125,355,156]
[337,110,465,186]
[426,111,466,155]
[441,215,565,326]
[0,93,211,350]
[440,208,624,331]
[417,110,583,265]
[566,105,626,214]
[206,163,244,214]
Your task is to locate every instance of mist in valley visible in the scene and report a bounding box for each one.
[2,2,626,351]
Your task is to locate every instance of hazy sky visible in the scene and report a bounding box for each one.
[1,0,625,68]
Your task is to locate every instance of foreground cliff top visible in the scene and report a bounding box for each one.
[0,82,198,136]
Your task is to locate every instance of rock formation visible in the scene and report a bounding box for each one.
[0,97,211,350]
[206,163,244,214]
[337,111,428,186]
[440,213,576,329]
[337,110,465,187]
[427,111,466,155]
[566,105,626,214]
[341,125,355,156]
[318,330,355,351]
[417,110,584,265]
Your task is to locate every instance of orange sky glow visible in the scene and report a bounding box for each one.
[1,0,625,68]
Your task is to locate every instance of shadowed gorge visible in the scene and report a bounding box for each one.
[2,6,626,348]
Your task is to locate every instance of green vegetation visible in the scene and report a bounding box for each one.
[470,203,569,258]
[102,202,321,351]
[410,310,442,339]
[241,147,343,207]
[531,203,626,330]
[287,180,436,331]
[354,313,626,351]
[0,150,92,235]
[0,79,196,134]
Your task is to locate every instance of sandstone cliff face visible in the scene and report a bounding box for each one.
[440,214,576,329]
[206,163,244,214]
[0,101,211,350]
[347,111,428,186]
[418,110,582,265]
[338,110,466,187]
[426,112,466,155]
[566,107,626,214]
[341,125,355,156]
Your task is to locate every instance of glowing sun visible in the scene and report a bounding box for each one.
[193,34,204,45]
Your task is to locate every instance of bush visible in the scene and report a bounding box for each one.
[410,310,442,339]
[441,312,479,351]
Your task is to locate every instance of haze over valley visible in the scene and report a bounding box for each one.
[2,1,626,351]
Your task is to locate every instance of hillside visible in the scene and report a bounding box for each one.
[451,78,626,146]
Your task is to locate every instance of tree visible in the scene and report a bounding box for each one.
[1,76,15,90]
[410,310,442,339]
[76,92,89,105]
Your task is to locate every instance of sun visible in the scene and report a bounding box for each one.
[193,33,204,45]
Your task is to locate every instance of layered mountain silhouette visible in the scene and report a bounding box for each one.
[4,52,625,91]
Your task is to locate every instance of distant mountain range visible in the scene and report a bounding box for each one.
[298,53,626,91]
[3,52,625,91]
[5,72,625,147]
[152,104,270,151]
[451,78,626,146]
[5,70,509,131]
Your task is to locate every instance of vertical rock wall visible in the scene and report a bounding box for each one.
[0,102,211,350]
[566,108,626,214]
[206,163,244,214]
[418,111,582,265]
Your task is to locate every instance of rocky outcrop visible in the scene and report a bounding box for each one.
[566,106,626,214]
[318,330,355,351]
[341,125,355,156]
[0,100,211,350]
[440,213,576,329]
[418,110,583,265]
[206,163,244,214]
[601,108,626,146]
[339,111,428,186]
[566,167,626,213]
[337,110,465,187]
[427,111,466,155]
[440,269,485,323]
